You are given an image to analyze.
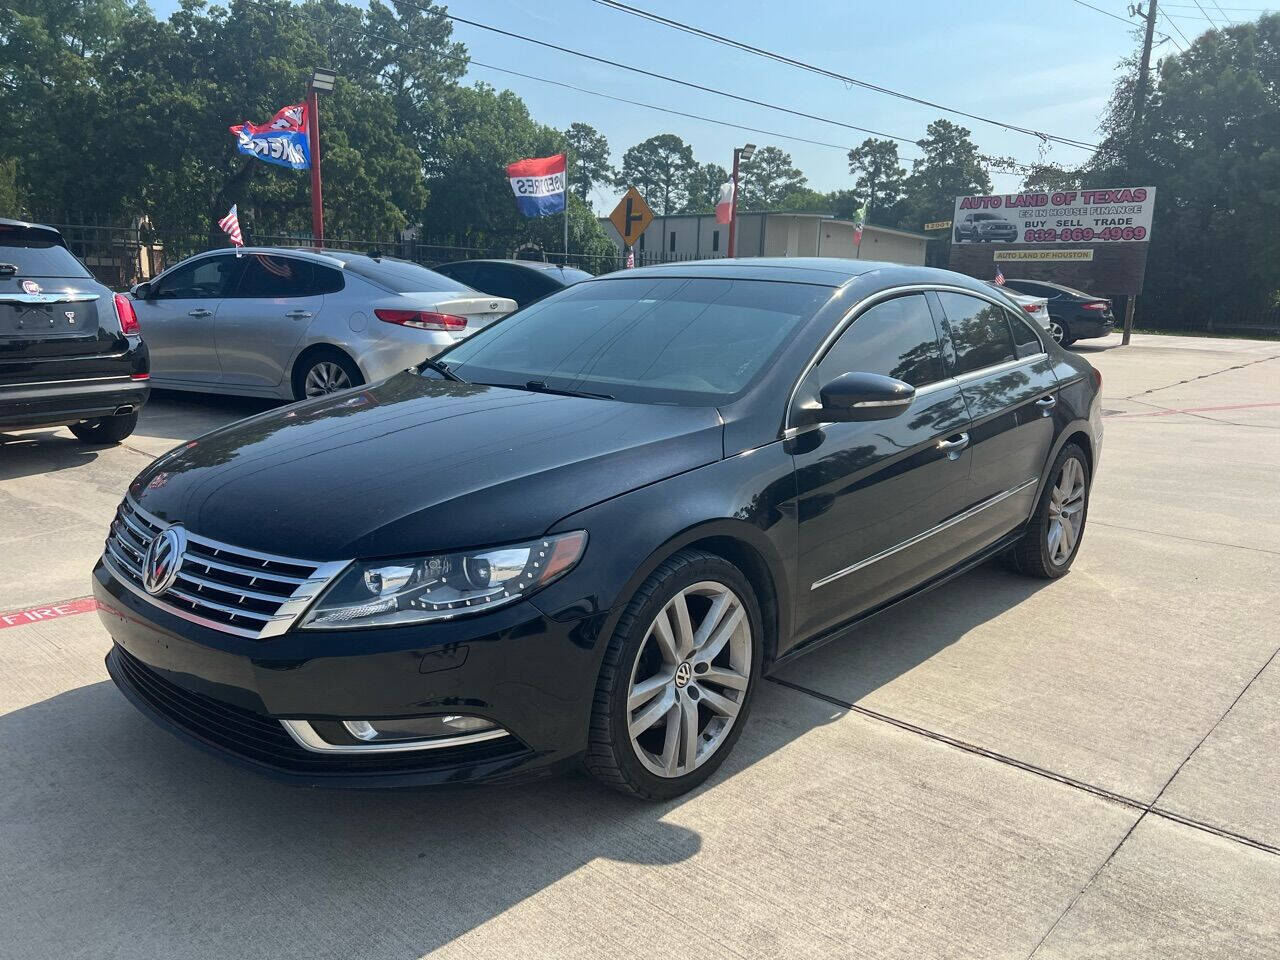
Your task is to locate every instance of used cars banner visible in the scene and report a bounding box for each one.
[951,187,1156,245]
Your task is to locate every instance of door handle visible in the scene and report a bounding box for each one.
[187,308,212,318]
[1036,394,1058,415]
[286,310,313,320]
[937,432,970,459]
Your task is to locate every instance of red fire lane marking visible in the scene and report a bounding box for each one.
[0,596,100,630]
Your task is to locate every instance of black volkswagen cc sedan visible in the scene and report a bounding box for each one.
[1,219,149,441]
[94,259,1102,799]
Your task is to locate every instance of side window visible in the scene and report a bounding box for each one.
[1008,309,1042,349]
[153,256,239,299]
[819,294,944,388]
[312,265,344,295]
[232,255,315,298]
[936,293,1017,376]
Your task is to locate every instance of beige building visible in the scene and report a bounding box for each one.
[599,211,929,265]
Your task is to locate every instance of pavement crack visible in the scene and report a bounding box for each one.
[1089,520,1280,557]
[1122,353,1280,401]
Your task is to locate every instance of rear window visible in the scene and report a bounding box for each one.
[343,257,469,293]
[0,229,91,279]
[544,266,592,283]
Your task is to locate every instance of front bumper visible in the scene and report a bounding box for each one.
[93,560,608,787]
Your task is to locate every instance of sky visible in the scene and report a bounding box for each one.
[146,0,1244,217]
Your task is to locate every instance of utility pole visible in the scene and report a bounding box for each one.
[1123,0,1158,345]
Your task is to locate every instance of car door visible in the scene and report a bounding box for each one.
[790,292,975,643]
[933,290,1058,552]
[215,253,338,388]
[136,253,242,383]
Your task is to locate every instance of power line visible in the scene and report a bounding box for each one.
[1190,0,1223,25]
[589,0,1098,151]
[1069,0,1138,24]
[1212,1,1238,22]
[1161,7,1198,43]
[249,1,1043,178]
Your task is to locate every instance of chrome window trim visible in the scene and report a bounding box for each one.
[810,477,1039,591]
[0,292,99,305]
[951,352,1048,386]
[784,282,1047,434]
[280,719,510,754]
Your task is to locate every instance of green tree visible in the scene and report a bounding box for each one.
[0,159,22,217]
[738,146,806,210]
[682,161,729,213]
[846,138,905,221]
[618,134,695,215]
[563,122,614,203]
[899,119,992,265]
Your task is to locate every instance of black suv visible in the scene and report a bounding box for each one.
[0,219,148,442]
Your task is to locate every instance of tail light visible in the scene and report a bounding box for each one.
[375,308,467,331]
[1092,367,1103,390]
[1022,303,1042,313]
[114,293,140,335]
[1082,301,1109,311]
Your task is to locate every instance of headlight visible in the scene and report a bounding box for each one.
[300,530,587,629]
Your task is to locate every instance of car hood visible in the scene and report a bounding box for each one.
[130,372,724,560]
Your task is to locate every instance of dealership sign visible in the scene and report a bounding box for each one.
[952,187,1155,245]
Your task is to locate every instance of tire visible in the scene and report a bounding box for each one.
[585,549,764,800]
[292,348,363,400]
[1048,316,1070,346]
[1008,443,1090,579]
[69,411,138,445]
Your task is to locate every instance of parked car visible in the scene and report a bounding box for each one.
[0,218,148,443]
[1000,279,1115,346]
[129,248,516,399]
[955,212,1018,243]
[986,281,1051,335]
[431,259,592,308]
[95,258,1102,800]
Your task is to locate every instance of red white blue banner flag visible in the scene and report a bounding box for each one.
[229,103,311,170]
[506,154,566,217]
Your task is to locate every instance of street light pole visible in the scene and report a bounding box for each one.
[726,142,755,259]
[308,68,336,249]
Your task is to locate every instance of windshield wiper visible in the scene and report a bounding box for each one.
[524,380,614,400]
[417,357,467,383]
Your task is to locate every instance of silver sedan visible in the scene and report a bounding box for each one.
[130,248,516,399]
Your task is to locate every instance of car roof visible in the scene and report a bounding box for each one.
[178,246,404,272]
[590,257,988,292]
[437,259,586,274]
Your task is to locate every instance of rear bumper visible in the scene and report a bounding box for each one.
[1068,315,1115,339]
[0,376,149,430]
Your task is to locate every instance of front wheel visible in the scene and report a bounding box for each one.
[69,411,138,445]
[1008,443,1090,579]
[585,550,763,800]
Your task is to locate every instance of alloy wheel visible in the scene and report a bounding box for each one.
[304,361,352,397]
[1047,457,1086,565]
[626,581,752,778]
[1049,319,1065,344]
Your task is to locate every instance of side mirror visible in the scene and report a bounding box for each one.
[131,282,151,300]
[817,371,915,422]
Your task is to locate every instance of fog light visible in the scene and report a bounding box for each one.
[342,715,499,743]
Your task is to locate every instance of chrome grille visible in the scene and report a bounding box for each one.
[102,497,349,639]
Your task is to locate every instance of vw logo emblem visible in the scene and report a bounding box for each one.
[674,661,692,689]
[143,524,186,596]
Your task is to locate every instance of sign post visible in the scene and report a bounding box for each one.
[608,187,655,251]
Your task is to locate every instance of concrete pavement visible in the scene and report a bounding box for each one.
[1,333,1277,958]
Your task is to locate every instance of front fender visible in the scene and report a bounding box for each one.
[531,441,798,663]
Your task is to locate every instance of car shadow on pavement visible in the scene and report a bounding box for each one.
[129,388,282,442]
[0,430,104,481]
[0,560,1050,959]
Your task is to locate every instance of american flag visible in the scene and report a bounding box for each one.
[994,267,1005,286]
[218,204,244,247]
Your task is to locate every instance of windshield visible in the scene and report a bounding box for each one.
[438,276,830,405]
[343,257,469,293]
[0,236,91,279]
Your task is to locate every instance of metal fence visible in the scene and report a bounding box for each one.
[38,220,701,290]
